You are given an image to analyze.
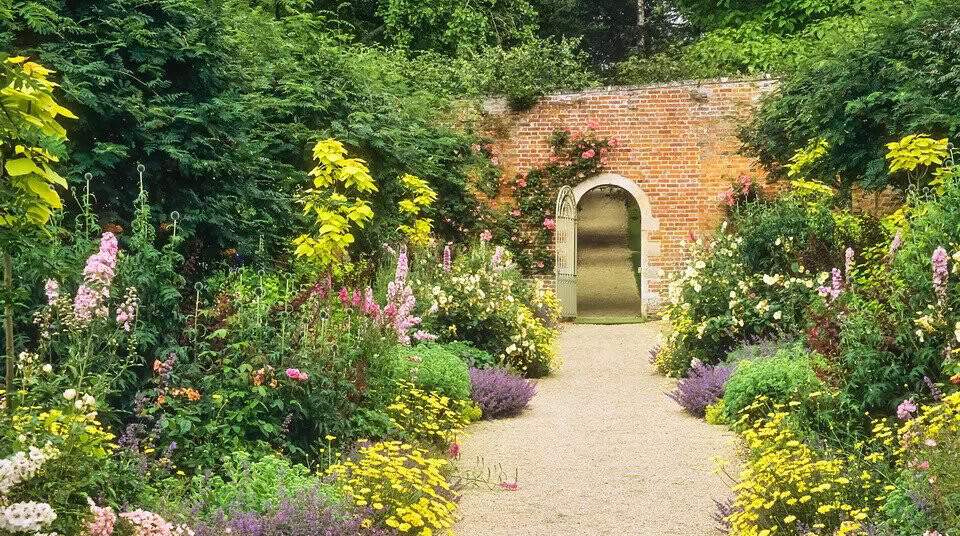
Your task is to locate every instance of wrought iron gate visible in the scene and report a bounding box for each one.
[555,186,578,318]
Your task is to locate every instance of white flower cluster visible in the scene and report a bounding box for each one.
[0,445,61,534]
[0,445,59,495]
[0,502,57,533]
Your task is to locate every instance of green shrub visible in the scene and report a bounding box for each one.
[395,344,471,401]
[724,346,824,419]
[437,340,498,369]
[426,244,560,377]
[186,452,334,516]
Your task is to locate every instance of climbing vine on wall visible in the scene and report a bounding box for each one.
[482,124,614,274]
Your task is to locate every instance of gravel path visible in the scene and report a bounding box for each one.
[455,323,737,535]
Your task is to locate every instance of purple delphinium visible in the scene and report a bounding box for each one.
[932,246,948,302]
[469,367,537,419]
[667,362,733,418]
[924,376,944,401]
[192,488,394,536]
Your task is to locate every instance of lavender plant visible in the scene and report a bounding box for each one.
[667,362,733,418]
[193,488,393,536]
[468,367,536,419]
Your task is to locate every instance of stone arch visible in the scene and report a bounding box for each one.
[571,173,661,316]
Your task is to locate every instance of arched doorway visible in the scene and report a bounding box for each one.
[554,174,659,319]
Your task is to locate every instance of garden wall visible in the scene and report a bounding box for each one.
[484,77,780,308]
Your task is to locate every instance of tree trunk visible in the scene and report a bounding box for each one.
[637,0,647,50]
[4,251,13,414]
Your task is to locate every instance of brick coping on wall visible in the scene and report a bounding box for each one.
[482,75,780,114]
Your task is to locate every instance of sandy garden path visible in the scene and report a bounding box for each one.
[455,323,737,536]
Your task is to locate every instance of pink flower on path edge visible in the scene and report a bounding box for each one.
[447,442,460,458]
[500,482,519,491]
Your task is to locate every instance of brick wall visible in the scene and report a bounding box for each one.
[485,77,780,309]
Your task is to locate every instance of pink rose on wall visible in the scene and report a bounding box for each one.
[587,120,600,129]
[543,218,556,230]
[581,149,596,159]
[516,177,527,187]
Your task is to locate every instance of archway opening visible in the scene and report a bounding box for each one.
[575,186,644,317]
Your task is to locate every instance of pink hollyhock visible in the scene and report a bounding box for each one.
[543,218,556,230]
[897,398,917,420]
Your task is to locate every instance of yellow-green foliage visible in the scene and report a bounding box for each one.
[386,380,471,446]
[293,139,378,265]
[326,440,458,536]
[1,56,76,227]
[786,138,829,179]
[727,400,891,536]
[705,400,728,425]
[397,173,437,246]
[885,134,949,174]
[13,407,116,459]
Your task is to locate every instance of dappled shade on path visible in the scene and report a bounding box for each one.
[455,323,736,535]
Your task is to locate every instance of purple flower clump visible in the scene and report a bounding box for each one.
[192,489,394,536]
[469,367,537,419]
[667,362,733,418]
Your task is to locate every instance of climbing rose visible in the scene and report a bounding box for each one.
[543,218,556,230]
[587,120,600,129]
[581,149,596,159]
[285,368,308,381]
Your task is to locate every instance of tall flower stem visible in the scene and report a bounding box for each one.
[4,251,14,415]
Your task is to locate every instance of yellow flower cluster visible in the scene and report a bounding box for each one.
[326,441,458,535]
[729,405,888,536]
[386,381,470,446]
[13,408,116,458]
